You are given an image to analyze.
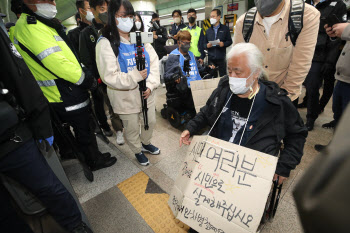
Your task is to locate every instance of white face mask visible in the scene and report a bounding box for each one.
[83,10,94,22]
[174,17,181,24]
[116,17,134,33]
[229,72,254,95]
[33,3,57,19]
[135,21,142,30]
[210,18,217,25]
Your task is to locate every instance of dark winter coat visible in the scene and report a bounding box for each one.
[186,77,308,177]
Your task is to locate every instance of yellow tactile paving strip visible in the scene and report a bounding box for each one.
[117,172,190,233]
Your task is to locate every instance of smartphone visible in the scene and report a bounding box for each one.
[130,32,154,44]
[322,14,341,27]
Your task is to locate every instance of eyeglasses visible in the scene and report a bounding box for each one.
[116,14,135,22]
[180,41,191,46]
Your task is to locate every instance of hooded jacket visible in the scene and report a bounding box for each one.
[186,77,308,177]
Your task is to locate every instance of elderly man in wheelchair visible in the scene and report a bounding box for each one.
[161,31,217,128]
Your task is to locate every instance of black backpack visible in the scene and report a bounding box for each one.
[242,0,305,46]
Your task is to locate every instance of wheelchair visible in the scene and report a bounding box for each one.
[161,71,197,129]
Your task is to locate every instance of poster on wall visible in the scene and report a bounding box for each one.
[136,11,154,32]
[224,14,237,33]
[228,3,239,12]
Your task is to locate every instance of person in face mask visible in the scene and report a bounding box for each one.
[132,12,144,32]
[79,0,126,145]
[148,13,168,60]
[96,0,161,166]
[67,0,92,57]
[204,8,232,77]
[180,43,307,188]
[233,0,320,108]
[165,30,204,88]
[182,8,205,65]
[170,9,186,44]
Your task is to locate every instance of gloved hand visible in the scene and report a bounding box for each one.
[38,136,54,152]
[81,68,98,91]
[320,63,335,78]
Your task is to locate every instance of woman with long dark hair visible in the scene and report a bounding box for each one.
[96,0,160,166]
[132,12,145,32]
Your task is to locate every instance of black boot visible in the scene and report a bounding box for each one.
[297,102,307,108]
[306,119,315,131]
[71,222,93,233]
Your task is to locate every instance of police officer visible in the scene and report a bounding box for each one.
[148,13,168,60]
[67,0,93,56]
[12,0,116,171]
[79,0,119,139]
[0,14,92,233]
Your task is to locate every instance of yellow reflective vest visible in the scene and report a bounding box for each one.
[13,13,85,104]
[183,25,202,58]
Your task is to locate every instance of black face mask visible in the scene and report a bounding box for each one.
[99,12,108,25]
[180,44,191,53]
[188,16,195,24]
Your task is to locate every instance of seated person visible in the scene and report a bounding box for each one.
[164,30,204,88]
[180,43,308,185]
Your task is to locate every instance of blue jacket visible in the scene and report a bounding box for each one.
[204,23,233,60]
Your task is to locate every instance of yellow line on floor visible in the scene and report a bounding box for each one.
[117,171,190,233]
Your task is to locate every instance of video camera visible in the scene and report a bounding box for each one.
[150,20,160,31]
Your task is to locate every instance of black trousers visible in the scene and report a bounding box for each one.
[91,86,110,131]
[304,62,323,120]
[209,58,226,77]
[52,105,100,164]
[0,139,81,232]
[333,80,350,124]
[319,72,336,111]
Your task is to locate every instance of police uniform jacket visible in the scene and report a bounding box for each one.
[0,24,52,157]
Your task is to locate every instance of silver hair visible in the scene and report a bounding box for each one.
[226,43,268,80]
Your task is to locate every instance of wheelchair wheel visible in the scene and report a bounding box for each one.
[167,107,181,128]
[161,104,167,119]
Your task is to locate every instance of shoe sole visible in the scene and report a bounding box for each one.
[138,161,150,166]
[116,141,125,145]
[141,148,160,155]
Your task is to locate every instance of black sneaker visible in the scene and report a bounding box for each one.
[322,120,336,129]
[135,152,149,166]
[142,143,160,155]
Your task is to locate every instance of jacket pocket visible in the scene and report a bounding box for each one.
[274,45,293,70]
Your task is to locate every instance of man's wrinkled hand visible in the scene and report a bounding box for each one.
[180,130,191,147]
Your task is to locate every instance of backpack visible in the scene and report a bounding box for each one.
[242,0,304,46]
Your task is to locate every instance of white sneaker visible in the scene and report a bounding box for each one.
[162,83,165,88]
[116,131,125,145]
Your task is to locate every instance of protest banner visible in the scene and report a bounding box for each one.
[168,135,278,233]
[190,78,221,113]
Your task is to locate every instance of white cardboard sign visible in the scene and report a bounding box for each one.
[168,135,278,233]
[191,78,221,113]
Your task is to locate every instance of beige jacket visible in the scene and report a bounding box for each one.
[96,36,160,114]
[234,0,320,101]
[336,24,350,84]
